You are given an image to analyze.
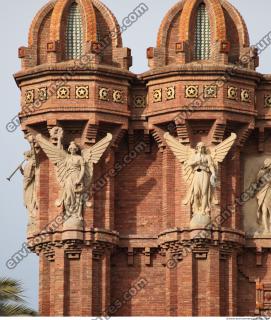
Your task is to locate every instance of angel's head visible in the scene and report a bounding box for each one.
[196,142,207,154]
[68,141,79,155]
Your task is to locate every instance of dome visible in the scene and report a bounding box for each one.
[147,0,256,69]
[19,0,131,70]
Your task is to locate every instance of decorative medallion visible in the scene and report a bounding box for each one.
[113,90,124,104]
[134,95,145,108]
[227,86,238,100]
[265,95,271,108]
[241,89,251,103]
[57,86,70,99]
[153,89,162,103]
[185,85,199,98]
[99,87,110,101]
[76,86,89,99]
[204,85,217,98]
[25,89,35,104]
[38,87,47,102]
[166,86,176,101]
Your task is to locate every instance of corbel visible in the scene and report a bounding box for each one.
[127,247,134,266]
[143,247,151,266]
[256,247,263,266]
[258,127,265,153]
[211,119,226,145]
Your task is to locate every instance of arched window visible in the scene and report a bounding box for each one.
[193,3,211,60]
[65,2,83,60]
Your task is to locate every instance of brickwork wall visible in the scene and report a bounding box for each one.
[111,250,166,316]
[115,140,163,235]
[15,0,271,317]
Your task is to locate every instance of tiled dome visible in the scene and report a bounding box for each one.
[148,0,253,68]
[20,0,131,69]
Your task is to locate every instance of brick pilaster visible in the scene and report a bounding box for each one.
[207,247,221,315]
[53,247,66,316]
[178,252,194,316]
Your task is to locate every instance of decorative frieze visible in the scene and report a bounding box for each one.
[147,84,252,104]
[24,84,92,102]
[22,84,254,108]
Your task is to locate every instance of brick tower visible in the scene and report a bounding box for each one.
[15,0,271,317]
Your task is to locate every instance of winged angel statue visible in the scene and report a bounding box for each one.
[36,133,112,229]
[164,132,237,227]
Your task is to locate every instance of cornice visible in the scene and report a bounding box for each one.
[139,64,263,83]
[14,62,136,86]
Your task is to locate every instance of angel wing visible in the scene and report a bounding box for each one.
[81,133,113,189]
[164,132,195,183]
[210,133,237,166]
[36,134,68,188]
[82,133,113,164]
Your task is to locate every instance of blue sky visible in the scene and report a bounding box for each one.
[0,0,271,310]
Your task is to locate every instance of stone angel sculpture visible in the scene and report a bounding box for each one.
[36,133,112,229]
[164,132,237,227]
[255,158,271,234]
[20,134,39,234]
[20,149,38,233]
